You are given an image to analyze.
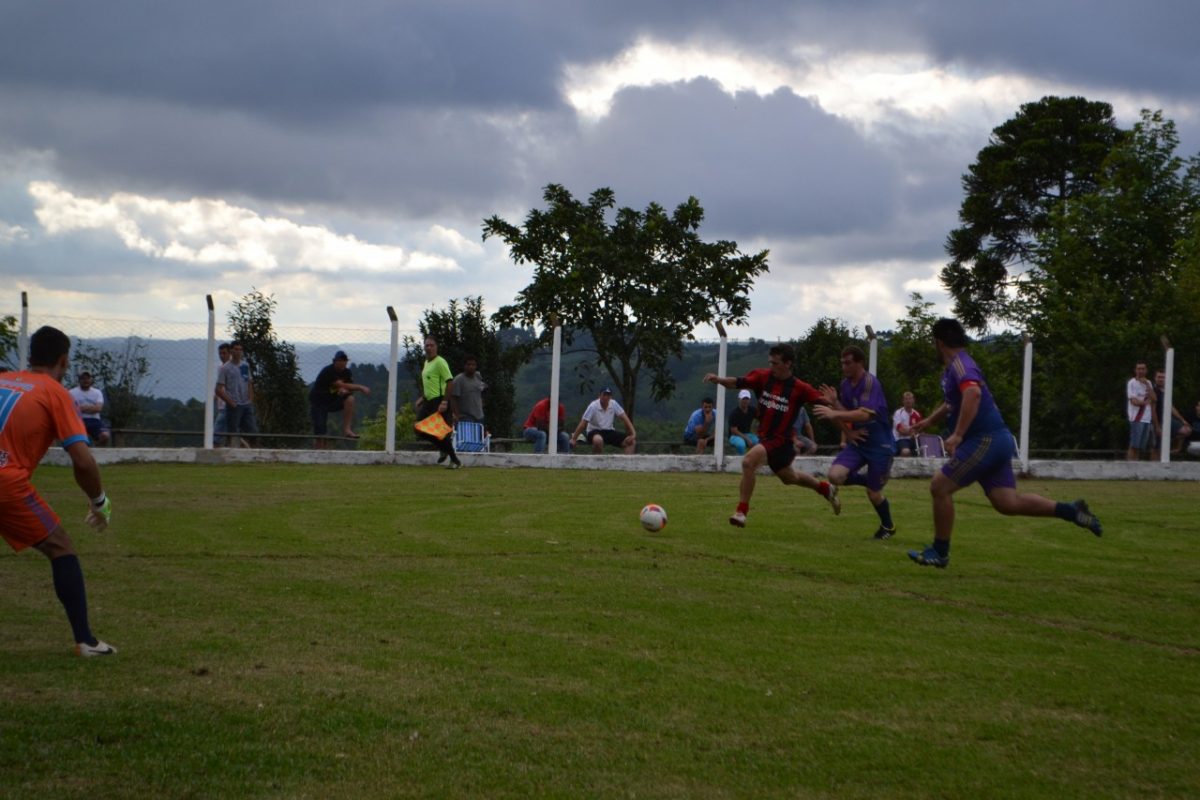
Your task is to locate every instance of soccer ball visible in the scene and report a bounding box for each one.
[639,503,667,532]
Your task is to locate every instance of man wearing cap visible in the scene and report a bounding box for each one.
[309,350,371,447]
[570,387,637,454]
[728,389,759,455]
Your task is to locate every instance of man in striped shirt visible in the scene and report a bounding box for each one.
[704,344,840,528]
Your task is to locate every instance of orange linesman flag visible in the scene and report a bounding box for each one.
[414,412,452,441]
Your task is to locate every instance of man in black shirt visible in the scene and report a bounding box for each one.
[310,351,371,447]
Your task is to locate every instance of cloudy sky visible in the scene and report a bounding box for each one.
[2,0,1197,341]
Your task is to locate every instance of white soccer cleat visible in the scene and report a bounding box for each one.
[75,640,117,657]
[825,484,841,515]
[729,511,746,528]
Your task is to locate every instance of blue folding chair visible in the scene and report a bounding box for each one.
[454,421,490,453]
[917,433,945,458]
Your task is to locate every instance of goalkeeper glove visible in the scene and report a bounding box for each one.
[85,495,112,532]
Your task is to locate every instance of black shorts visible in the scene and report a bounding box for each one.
[310,398,344,435]
[588,429,627,448]
[765,439,796,473]
[82,417,105,441]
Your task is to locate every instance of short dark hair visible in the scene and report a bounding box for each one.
[702,397,714,406]
[768,343,795,364]
[218,343,230,351]
[29,326,71,367]
[230,340,244,349]
[78,371,93,380]
[464,354,478,364]
[932,318,968,349]
[841,345,866,363]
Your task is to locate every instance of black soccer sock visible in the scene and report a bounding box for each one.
[933,538,950,558]
[873,498,894,529]
[51,555,96,646]
[1053,502,1075,521]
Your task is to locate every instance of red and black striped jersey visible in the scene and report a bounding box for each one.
[736,368,822,447]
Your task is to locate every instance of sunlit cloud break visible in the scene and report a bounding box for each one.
[28,181,458,274]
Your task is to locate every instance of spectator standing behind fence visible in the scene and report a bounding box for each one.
[683,397,716,454]
[417,336,461,468]
[68,371,109,446]
[213,343,230,440]
[1188,400,1200,457]
[793,405,818,455]
[215,340,257,447]
[892,391,922,456]
[728,389,759,455]
[1,326,116,656]
[1153,369,1193,457]
[1126,362,1156,461]
[571,388,637,454]
[522,397,571,454]
[449,355,487,424]
[309,350,371,448]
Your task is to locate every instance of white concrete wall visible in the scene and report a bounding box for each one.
[39,448,1200,481]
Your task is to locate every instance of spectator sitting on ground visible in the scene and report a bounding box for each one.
[683,397,716,454]
[728,389,759,455]
[570,387,637,454]
[309,350,371,448]
[892,391,922,456]
[793,405,819,455]
[522,397,571,454]
[68,372,110,446]
[1153,369,1193,457]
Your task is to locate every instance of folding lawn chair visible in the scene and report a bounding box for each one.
[917,433,946,458]
[454,420,490,453]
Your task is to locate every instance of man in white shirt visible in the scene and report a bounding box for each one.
[891,391,922,456]
[570,387,637,454]
[1126,362,1156,461]
[68,372,109,445]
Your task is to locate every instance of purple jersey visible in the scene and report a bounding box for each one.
[941,351,1007,439]
[838,371,893,448]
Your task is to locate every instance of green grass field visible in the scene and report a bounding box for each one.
[2,464,1197,799]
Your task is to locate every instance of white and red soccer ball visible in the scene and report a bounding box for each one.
[639,503,667,532]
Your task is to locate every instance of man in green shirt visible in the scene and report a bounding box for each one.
[418,336,460,468]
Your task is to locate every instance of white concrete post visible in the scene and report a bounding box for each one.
[1161,336,1174,464]
[17,291,28,370]
[714,320,728,465]
[548,316,563,454]
[865,325,878,376]
[386,307,399,454]
[204,295,215,449]
[1020,334,1032,472]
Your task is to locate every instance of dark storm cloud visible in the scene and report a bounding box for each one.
[554,79,900,239]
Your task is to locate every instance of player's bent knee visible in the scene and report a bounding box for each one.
[34,527,76,560]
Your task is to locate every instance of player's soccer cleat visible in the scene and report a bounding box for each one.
[824,484,841,515]
[446,461,462,470]
[75,640,117,657]
[729,511,746,528]
[437,451,449,464]
[873,525,896,540]
[1072,499,1102,537]
[907,546,949,569]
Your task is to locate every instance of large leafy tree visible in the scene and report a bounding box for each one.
[401,296,523,436]
[483,184,769,417]
[227,289,308,436]
[942,96,1124,330]
[1025,110,1200,449]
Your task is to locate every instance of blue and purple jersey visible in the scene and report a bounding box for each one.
[941,351,1007,439]
[838,371,893,448]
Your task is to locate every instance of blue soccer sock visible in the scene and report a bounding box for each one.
[873,498,894,529]
[51,555,96,646]
[1053,502,1076,521]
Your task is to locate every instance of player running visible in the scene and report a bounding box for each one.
[1,326,116,656]
[813,345,898,539]
[906,318,1102,568]
[704,343,839,527]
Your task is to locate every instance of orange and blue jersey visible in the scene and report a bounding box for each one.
[0,371,89,493]
[940,352,1007,440]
